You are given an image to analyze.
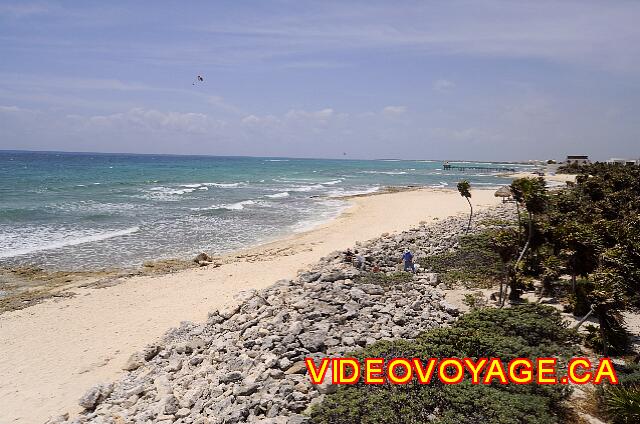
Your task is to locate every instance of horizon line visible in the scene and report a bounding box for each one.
[0,148,550,164]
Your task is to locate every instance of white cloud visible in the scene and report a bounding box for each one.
[0,105,26,113]
[433,79,456,92]
[83,108,218,134]
[241,108,339,127]
[382,105,407,116]
[241,114,279,126]
[284,108,335,121]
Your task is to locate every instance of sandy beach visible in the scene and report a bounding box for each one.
[0,187,502,424]
[505,171,577,184]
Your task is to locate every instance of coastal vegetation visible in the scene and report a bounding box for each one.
[456,179,473,233]
[418,231,504,288]
[510,164,639,354]
[310,304,579,424]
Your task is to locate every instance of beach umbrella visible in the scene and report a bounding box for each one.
[494,185,512,201]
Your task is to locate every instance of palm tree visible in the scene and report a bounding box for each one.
[457,180,472,233]
[507,177,547,302]
[491,229,519,307]
[510,177,547,267]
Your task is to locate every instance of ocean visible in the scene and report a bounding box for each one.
[0,151,532,270]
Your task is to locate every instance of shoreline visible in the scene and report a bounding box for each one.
[0,186,442,313]
[1,185,416,271]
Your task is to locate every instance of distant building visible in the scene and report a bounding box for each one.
[566,155,590,165]
[607,158,640,165]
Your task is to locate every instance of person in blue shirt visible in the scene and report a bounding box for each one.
[402,250,415,273]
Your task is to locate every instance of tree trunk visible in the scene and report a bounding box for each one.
[600,321,609,356]
[515,202,522,245]
[571,272,577,295]
[515,211,533,267]
[498,263,505,307]
[500,275,509,307]
[506,264,519,303]
[574,307,594,330]
[466,197,473,233]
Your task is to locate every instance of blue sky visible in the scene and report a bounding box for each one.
[1,0,639,160]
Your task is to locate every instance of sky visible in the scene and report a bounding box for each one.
[1,0,639,161]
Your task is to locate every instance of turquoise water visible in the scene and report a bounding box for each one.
[0,151,531,270]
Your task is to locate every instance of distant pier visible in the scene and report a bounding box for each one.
[443,163,516,172]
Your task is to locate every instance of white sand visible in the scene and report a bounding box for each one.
[0,188,501,424]
[507,171,577,184]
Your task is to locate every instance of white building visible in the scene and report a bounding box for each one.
[607,158,640,165]
[565,155,590,165]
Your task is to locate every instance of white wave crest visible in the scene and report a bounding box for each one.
[194,200,256,211]
[327,186,381,198]
[0,227,140,259]
[287,184,325,192]
[265,192,290,198]
[204,182,244,188]
[149,186,196,195]
[322,179,343,185]
[360,170,408,175]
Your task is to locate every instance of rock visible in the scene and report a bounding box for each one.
[360,284,384,295]
[189,355,205,366]
[299,272,321,283]
[180,386,204,408]
[422,272,439,284]
[392,313,406,325]
[174,341,193,355]
[220,371,243,383]
[297,331,326,352]
[285,361,308,375]
[233,382,259,396]
[193,252,213,263]
[320,270,346,282]
[266,404,281,418]
[44,413,69,424]
[349,287,366,300]
[122,353,144,371]
[219,304,241,320]
[176,408,191,418]
[279,357,293,370]
[317,370,337,394]
[78,383,113,410]
[142,344,161,361]
[439,300,459,316]
[162,394,179,415]
[166,358,183,373]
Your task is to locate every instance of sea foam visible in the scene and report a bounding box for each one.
[0,226,140,259]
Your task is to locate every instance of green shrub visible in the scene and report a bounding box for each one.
[310,304,578,424]
[462,292,486,310]
[584,321,630,356]
[603,385,640,423]
[418,231,504,287]
[571,279,595,316]
[355,271,414,289]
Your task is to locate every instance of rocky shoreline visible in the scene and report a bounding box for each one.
[49,204,514,424]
